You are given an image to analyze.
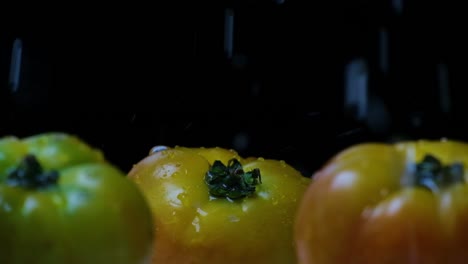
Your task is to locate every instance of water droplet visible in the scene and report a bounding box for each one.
[279,160,286,167]
[177,192,186,201]
[197,207,208,216]
[258,157,265,161]
[192,216,200,232]
[149,145,169,155]
[257,191,269,199]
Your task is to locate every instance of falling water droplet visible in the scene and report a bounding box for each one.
[9,38,22,93]
[392,0,403,15]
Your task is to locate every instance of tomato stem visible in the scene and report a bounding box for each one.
[415,154,464,191]
[6,154,59,189]
[205,158,262,199]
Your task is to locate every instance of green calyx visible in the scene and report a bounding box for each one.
[415,154,465,192]
[6,154,59,189]
[205,158,262,200]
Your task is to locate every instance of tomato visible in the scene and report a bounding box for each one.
[128,146,310,264]
[295,139,468,264]
[0,132,154,264]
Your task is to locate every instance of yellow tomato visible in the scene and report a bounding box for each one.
[128,146,310,264]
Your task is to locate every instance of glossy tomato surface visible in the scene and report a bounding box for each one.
[295,140,468,264]
[129,146,310,264]
[0,133,154,264]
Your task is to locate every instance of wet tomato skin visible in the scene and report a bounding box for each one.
[0,132,154,264]
[129,146,310,264]
[295,140,468,264]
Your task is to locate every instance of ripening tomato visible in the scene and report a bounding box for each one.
[295,139,468,264]
[0,132,154,264]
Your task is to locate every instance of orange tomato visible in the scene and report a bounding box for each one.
[295,139,468,264]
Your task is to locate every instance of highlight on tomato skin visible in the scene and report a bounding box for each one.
[128,145,311,264]
[294,139,468,264]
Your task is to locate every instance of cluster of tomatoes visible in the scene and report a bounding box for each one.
[1,133,467,264]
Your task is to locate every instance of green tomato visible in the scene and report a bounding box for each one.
[0,132,154,264]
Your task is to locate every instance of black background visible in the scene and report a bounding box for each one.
[1,1,467,176]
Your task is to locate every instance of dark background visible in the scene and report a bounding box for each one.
[1,2,467,176]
